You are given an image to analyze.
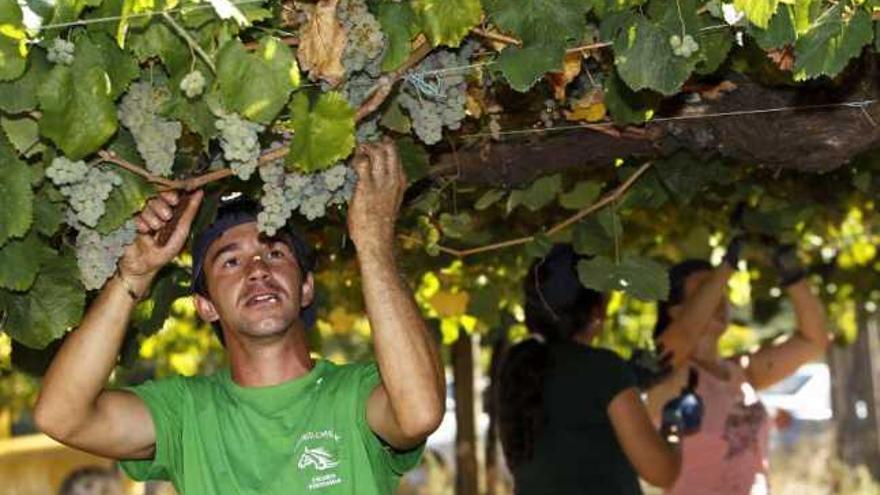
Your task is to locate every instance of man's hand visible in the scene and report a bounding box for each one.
[119,190,204,286]
[348,140,406,253]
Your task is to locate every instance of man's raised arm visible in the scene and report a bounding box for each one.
[348,142,445,450]
[34,190,202,459]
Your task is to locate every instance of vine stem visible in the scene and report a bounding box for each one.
[471,28,521,46]
[161,12,217,74]
[244,36,300,50]
[98,150,181,189]
[403,162,654,259]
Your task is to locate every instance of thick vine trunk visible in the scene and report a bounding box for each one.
[433,71,880,185]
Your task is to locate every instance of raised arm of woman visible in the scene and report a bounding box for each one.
[608,388,682,488]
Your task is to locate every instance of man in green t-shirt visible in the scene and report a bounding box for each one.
[33,142,445,494]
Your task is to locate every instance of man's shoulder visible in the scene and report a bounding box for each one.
[127,372,222,400]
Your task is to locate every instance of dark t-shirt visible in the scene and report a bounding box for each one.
[513,342,641,495]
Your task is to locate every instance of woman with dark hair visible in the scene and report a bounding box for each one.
[647,241,831,495]
[497,244,690,494]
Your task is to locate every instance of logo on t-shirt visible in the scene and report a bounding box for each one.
[296,430,344,491]
[298,447,340,471]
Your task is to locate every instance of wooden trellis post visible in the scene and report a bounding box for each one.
[829,303,880,478]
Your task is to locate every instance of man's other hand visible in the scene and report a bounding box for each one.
[348,140,406,253]
[119,190,203,284]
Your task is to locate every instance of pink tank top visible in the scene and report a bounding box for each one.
[666,360,770,495]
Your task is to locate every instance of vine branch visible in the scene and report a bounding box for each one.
[403,161,654,259]
[98,151,180,189]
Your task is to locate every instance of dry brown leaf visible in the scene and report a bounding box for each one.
[699,80,738,101]
[564,88,606,122]
[429,291,470,318]
[297,0,346,86]
[767,45,795,72]
[546,52,583,101]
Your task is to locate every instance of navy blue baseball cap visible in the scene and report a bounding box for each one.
[191,194,317,333]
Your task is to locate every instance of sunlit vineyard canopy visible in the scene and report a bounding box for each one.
[1,0,880,356]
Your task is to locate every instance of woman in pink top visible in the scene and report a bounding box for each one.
[647,242,831,495]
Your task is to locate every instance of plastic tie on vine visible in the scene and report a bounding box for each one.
[404,72,446,101]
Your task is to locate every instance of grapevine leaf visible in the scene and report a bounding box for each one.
[474,189,506,210]
[484,0,588,44]
[572,218,612,256]
[129,21,189,75]
[749,4,796,50]
[613,15,698,95]
[603,70,660,125]
[216,38,300,124]
[520,174,563,211]
[380,98,412,134]
[0,47,48,113]
[577,256,669,301]
[656,153,732,203]
[621,167,668,209]
[76,32,139,100]
[296,0,346,85]
[0,233,49,291]
[495,42,566,92]
[793,6,872,80]
[1,115,42,158]
[1,249,85,349]
[733,0,779,29]
[524,233,553,258]
[32,185,65,237]
[166,96,218,144]
[468,286,501,328]
[37,50,117,159]
[695,14,733,75]
[396,136,429,183]
[48,0,103,25]
[439,212,473,239]
[0,0,27,82]
[134,266,190,335]
[95,167,154,235]
[485,0,588,90]
[559,180,602,210]
[377,1,419,71]
[0,135,33,246]
[412,0,482,48]
[286,91,356,173]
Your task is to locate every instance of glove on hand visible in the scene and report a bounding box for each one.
[722,235,746,269]
[773,244,806,288]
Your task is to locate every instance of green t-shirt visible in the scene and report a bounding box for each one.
[120,360,423,494]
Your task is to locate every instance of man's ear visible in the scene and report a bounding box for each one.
[194,293,220,323]
[301,272,316,308]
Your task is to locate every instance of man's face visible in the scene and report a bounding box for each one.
[194,222,314,342]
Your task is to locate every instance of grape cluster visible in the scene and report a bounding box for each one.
[216,113,265,181]
[670,34,699,58]
[47,38,75,65]
[180,70,206,98]
[118,82,183,177]
[337,0,385,75]
[398,44,474,145]
[257,161,290,236]
[47,157,122,228]
[257,162,358,233]
[75,221,137,290]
